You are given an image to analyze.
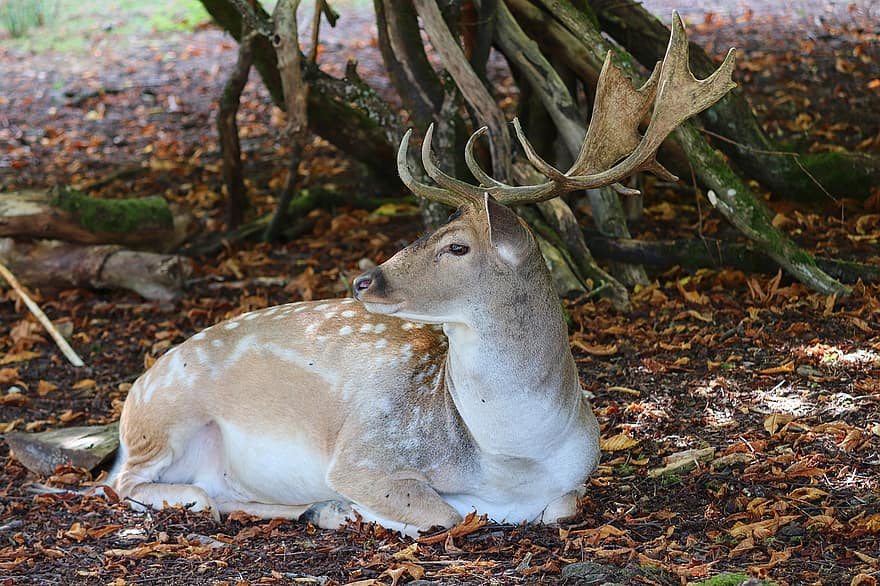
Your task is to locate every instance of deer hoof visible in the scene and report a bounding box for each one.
[298,500,353,530]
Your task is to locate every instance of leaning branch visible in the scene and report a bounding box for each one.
[0,262,85,367]
[413,0,512,180]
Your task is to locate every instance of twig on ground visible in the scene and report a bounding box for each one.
[0,261,85,367]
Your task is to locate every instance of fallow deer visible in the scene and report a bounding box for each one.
[111,13,735,536]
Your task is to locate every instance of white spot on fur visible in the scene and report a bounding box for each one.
[401,343,413,357]
[341,298,355,304]
[192,332,207,341]
[265,307,279,316]
[342,310,356,318]
[325,312,337,319]
[306,323,319,335]
[375,339,387,349]
[314,303,331,311]
[401,322,413,331]
[212,339,224,348]
[225,321,240,330]
[374,323,386,334]
[294,305,308,313]
[339,325,353,336]
[359,324,373,333]
[245,313,259,321]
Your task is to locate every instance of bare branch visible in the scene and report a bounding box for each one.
[412,0,512,181]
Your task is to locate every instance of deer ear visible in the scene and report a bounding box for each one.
[484,193,531,265]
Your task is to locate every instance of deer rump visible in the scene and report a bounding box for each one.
[112,298,595,536]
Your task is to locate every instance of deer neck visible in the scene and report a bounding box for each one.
[440,281,580,457]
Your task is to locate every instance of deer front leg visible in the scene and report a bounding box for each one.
[329,465,462,534]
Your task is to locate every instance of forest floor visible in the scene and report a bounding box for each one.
[1,1,879,585]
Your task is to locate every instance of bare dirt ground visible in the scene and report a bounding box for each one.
[1,2,879,585]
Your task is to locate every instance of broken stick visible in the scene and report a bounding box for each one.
[0,261,85,367]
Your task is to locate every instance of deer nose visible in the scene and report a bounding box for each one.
[353,273,373,298]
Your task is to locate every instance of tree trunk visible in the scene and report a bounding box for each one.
[200,0,401,178]
[0,239,191,301]
[0,187,190,250]
[589,0,880,201]
[217,25,256,229]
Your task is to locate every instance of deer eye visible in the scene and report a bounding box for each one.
[443,243,470,256]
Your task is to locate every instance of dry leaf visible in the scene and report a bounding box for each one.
[600,433,640,452]
[787,487,829,502]
[764,413,795,435]
[65,522,89,542]
[72,378,97,390]
[37,380,59,396]
[572,339,618,356]
[676,280,710,305]
[728,515,799,539]
[759,361,795,375]
[0,351,41,364]
[392,543,420,562]
[648,447,715,477]
[0,367,20,384]
[805,515,843,531]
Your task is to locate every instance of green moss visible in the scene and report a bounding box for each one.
[690,573,777,586]
[789,151,877,201]
[51,187,172,234]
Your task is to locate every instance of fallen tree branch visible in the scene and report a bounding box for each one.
[0,261,85,367]
[0,239,191,302]
[585,233,880,284]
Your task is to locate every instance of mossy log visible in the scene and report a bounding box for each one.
[585,233,880,284]
[0,187,190,250]
[0,238,191,301]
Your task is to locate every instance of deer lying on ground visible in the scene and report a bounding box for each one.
[111,14,734,536]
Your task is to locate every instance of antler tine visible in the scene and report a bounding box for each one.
[464,127,505,188]
[397,128,466,207]
[420,123,485,205]
[462,122,557,205]
[639,11,737,154]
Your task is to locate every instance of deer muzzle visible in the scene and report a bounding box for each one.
[353,267,402,315]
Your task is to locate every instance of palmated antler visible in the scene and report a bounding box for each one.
[397,11,736,207]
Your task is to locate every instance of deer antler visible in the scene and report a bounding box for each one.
[398,11,736,207]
